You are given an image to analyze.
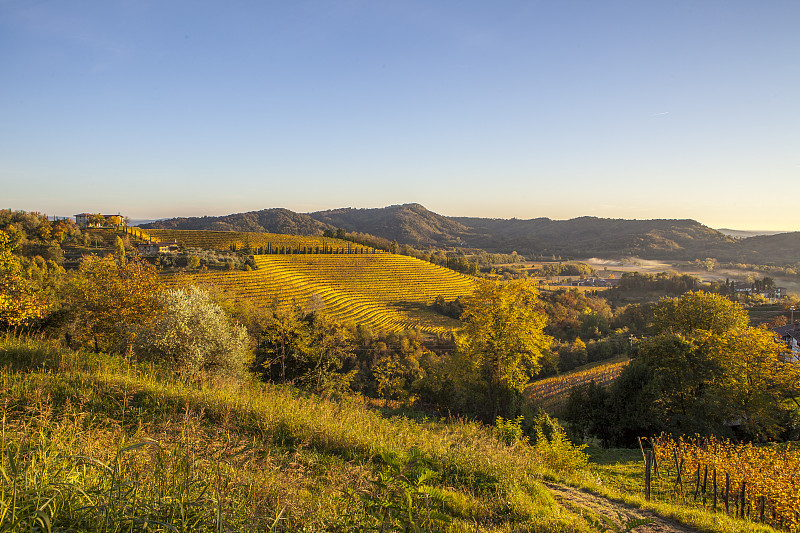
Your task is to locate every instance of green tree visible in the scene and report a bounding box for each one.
[130,286,250,377]
[455,280,552,419]
[113,235,126,263]
[652,290,748,336]
[256,303,309,382]
[301,312,355,395]
[603,291,798,441]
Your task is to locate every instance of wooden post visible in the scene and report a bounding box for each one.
[702,465,708,505]
[712,468,717,511]
[644,450,652,502]
[694,465,701,501]
[724,472,730,514]
[759,495,765,523]
[674,450,682,492]
[740,480,746,519]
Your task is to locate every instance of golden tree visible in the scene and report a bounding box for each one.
[69,254,163,352]
[455,279,552,419]
[0,230,50,327]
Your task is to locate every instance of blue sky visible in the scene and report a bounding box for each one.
[2,1,798,230]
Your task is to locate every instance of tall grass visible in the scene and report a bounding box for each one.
[0,334,591,532]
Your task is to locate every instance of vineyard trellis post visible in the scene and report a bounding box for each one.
[724,472,730,514]
[702,465,708,505]
[694,465,700,501]
[644,451,652,501]
[739,480,746,519]
[712,468,717,511]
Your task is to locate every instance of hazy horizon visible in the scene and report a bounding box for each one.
[3,1,799,230]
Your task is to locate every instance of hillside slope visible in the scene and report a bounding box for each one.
[309,203,474,247]
[175,253,476,334]
[142,208,331,235]
[140,203,800,264]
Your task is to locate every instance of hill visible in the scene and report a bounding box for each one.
[141,203,800,265]
[142,208,330,235]
[175,253,476,334]
[451,215,733,258]
[309,203,472,247]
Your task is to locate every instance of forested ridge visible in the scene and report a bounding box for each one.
[143,203,800,264]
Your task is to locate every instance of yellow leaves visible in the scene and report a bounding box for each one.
[457,280,552,398]
[0,230,51,327]
[653,434,800,531]
[69,254,164,351]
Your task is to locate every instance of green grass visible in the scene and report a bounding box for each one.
[0,334,788,533]
[0,334,592,532]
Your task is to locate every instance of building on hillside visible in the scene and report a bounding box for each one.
[74,213,124,228]
[570,277,621,288]
[773,322,800,363]
[732,281,786,300]
[137,241,180,254]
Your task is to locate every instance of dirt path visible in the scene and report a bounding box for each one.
[543,482,699,533]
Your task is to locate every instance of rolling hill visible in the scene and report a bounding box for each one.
[142,203,798,264]
[174,253,476,334]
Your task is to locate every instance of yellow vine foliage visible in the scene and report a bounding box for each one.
[652,434,800,531]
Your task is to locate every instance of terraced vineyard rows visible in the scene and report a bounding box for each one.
[174,254,476,334]
[524,356,629,414]
[145,229,375,254]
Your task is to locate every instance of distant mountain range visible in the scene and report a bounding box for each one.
[141,203,800,264]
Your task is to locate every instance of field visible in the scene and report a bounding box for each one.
[143,228,374,254]
[1,335,779,533]
[174,253,477,334]
[524,356,629,414]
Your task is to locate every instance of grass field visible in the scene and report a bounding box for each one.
[1,335,781,533]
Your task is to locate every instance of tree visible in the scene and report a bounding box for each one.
[455,280,551,419]
[256,303,309,382]
[653,290,748,335]
[114,236,126,263]
[130,286,250,377]
[300,312,355,394]
[0,230,51,327]
[68,254,163,352]
[606,291,798,441]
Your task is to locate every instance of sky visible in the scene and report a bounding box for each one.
[2,1,799,230]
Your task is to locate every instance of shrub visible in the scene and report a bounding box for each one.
[130,286,250,377]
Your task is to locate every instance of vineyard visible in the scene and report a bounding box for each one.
[143,229,375,254]
[173,254,477,334]
[524,356,629,413]
[651,434,800,532]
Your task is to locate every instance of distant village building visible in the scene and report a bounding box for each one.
[732,281,786,300]
[570,277,621,288]
[74,213,123,228]
[773,322,800,363]
[137,242,180,254]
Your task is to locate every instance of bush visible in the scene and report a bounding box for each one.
[130,286,250,377]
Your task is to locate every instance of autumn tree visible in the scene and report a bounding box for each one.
[68,254,163,352]
[571,291,800,444]
[0,230,51,327]
[455,280,552,420]
[255,302,309,383]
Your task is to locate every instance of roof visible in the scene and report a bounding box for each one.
[774,322,800,341]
